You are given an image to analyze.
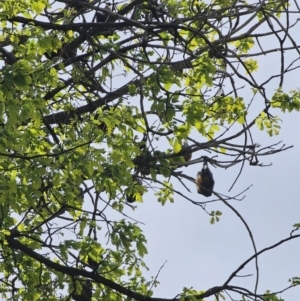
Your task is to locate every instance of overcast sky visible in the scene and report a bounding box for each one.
[131,109,300,300]
[122,7,300,301]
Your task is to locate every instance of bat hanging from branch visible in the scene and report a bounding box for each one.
[196,157,215,197]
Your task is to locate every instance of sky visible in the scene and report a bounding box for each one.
[121,6,300,301]
[131,109,300,300]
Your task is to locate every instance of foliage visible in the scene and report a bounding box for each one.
[0,0,299,300]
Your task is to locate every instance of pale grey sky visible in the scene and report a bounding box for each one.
[132,109,300,300]
[124,8,300,300]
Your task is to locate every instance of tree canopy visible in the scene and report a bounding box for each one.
[0,0,300,300]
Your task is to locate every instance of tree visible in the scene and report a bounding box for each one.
[0,0,299,300]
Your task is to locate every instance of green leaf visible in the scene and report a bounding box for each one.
[128,84,137,94]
